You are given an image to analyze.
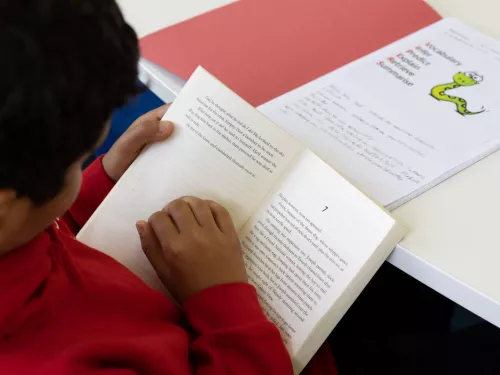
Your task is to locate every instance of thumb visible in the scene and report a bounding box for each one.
[136,220,172,288]
[121,120,174,153]
[151,120,175,142]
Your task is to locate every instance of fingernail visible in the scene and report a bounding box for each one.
[158,121,173,134]
[136,221,146,235]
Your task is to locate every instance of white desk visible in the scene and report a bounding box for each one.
[117,0,500,328]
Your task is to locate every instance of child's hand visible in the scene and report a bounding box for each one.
[103,104,175,182]
[136,197,248,304]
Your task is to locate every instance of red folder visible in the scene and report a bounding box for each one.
[140,0,440,106]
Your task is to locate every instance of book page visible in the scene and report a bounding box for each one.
[78,67,303,290]
[259,18,500,209]
[237,150,405,372]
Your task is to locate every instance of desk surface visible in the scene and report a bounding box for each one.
[117,0,500,326]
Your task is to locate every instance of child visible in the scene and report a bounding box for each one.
[0,1,337,374]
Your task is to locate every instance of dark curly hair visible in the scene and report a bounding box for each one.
[0,0,140,204]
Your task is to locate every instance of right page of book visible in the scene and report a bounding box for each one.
[259,18,500,209]
[237,150,407,373]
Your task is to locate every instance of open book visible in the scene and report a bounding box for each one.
[78,67,407,373]
[260,18,500,209]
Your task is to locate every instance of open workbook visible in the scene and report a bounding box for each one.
[259,18,500,209]
[78,67,407,373]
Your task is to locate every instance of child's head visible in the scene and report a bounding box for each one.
[0,0,139,253]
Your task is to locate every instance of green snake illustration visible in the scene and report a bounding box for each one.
[430,71,485,116]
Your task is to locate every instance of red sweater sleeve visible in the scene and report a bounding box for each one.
[183,283,294,375]
[61,155,115,233]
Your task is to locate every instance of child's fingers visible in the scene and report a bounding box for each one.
[136,220,172,287]
[148,212,179,249]
[152,121,174,141]
[165,199,198,232]
[207,200,236,234]
[121,119,173,152]
[148,103,172,121]
[181,196,217,228]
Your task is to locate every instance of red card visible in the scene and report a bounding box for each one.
[140,0,440,106]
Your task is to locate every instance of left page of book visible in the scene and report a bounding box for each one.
[77,67,304,291]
